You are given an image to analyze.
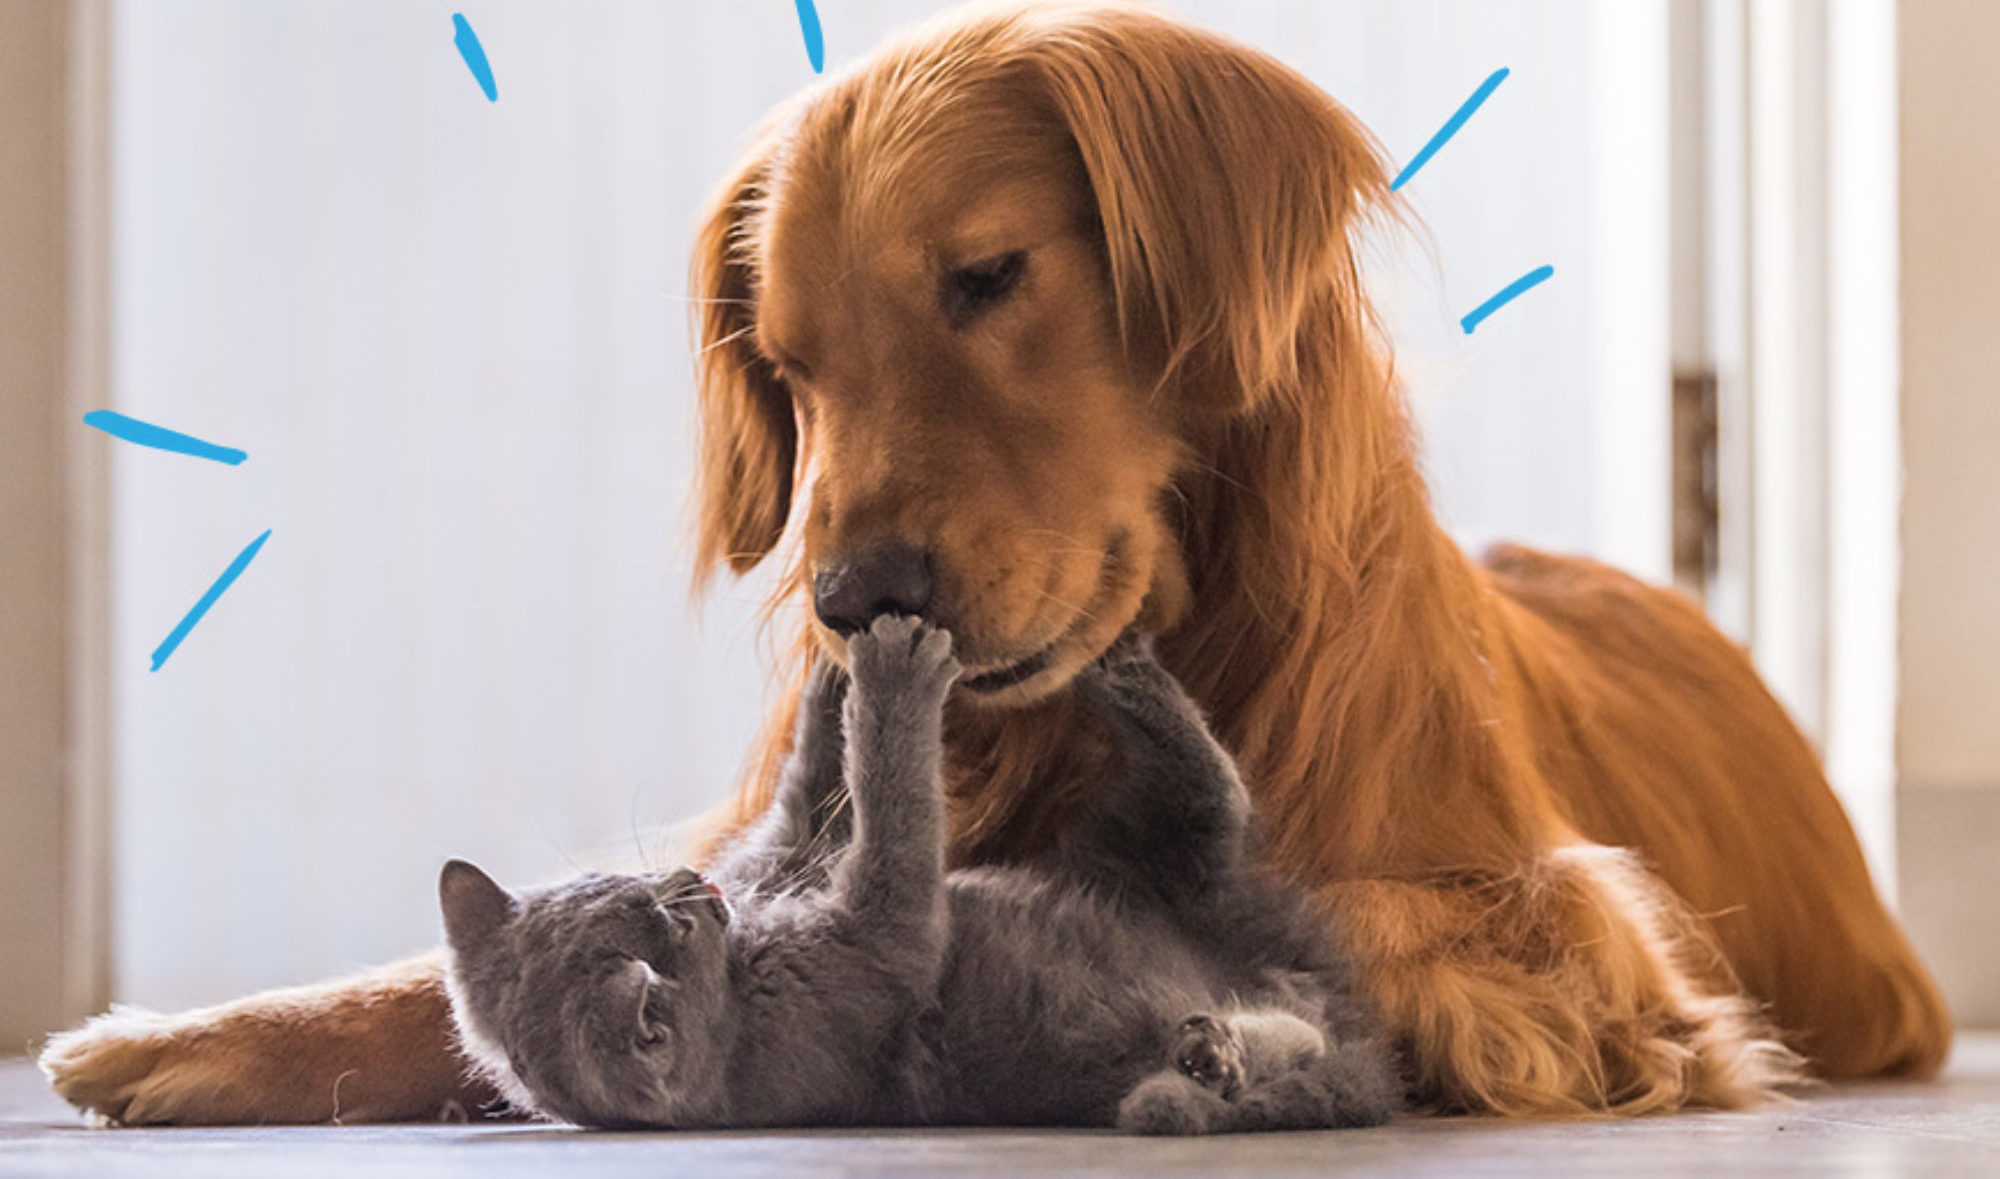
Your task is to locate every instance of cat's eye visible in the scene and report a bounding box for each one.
[941,250,1028,326]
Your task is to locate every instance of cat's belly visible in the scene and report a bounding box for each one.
[916,869,1217,1126]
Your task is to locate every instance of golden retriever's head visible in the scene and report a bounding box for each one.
[693,1,1387,705]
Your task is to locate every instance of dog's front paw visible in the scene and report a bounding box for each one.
[39,1009,174,1125]
[845,614,960,701]
[40,1006,343,1126]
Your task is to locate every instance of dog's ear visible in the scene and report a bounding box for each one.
[1027,13,1392,412]
[691,128,798,582]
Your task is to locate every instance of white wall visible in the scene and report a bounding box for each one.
[108,0,1667,1009]
[110,0,790,1009]
[1896,0,2000,1026]
[1896,0,2000,790]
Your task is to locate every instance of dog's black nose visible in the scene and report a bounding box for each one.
[813,545,934,636]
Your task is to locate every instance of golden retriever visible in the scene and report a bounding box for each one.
[43,0,1948,1122]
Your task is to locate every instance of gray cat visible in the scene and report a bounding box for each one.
[439,615,1400,1133]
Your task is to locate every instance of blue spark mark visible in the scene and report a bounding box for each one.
[83,410,247,466]
[795,0,825,74]
[1461,265,1555,335]
[150,530,272,672]
[1391,67,1510,192]
[453,13,498,102]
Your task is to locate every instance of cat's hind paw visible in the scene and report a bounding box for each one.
[1174,1013,1247,1098]
[1116,1071,1227,1135]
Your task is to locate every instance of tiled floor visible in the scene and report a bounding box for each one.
[5,1035,1999,1178]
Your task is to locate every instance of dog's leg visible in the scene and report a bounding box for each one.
[40,952,489,1125]
[1324,846,1805,1115]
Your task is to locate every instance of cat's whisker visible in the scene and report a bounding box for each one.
[627,789,653,872]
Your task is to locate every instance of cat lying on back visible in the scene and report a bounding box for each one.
[439,616,1401,1133]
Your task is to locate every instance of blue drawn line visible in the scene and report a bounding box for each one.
[1391,67,1509,192]
[150,530,272,672]
[795,0,825,73]
[83,410,247,465]
[453,13,498,102]
[1461,265,1555,334]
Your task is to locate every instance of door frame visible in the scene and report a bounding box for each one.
[1670,0,1901,896]
[0,0,111,1047]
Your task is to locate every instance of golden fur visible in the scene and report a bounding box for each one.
[696,0,1950,1113]
[42,0,1947,1123]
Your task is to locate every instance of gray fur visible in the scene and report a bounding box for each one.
[440,615,1401,1132]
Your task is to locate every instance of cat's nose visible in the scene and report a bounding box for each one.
[690,872,731,922]
[813,545,935,636]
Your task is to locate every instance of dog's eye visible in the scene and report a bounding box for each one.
[766,348,813,385]
[942,250,1028,324]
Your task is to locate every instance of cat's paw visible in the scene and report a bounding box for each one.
[1116,1071,1224,1135]
[845,614,960,700]
[1174,1013,1247,1098]
[1092,629,1160,673]
[1073,632,1196,726]
[1079,630,1177,689]
[798,656,852,728]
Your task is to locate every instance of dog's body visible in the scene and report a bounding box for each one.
[43,0,1947,1124]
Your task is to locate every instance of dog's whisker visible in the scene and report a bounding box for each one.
[1026,583,1102,627]
[698,323,761,357]
[666,294,757,308]
[1018,530,1108,559]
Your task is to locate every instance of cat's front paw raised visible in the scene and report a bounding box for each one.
[845,614,961,701]
[798,656,852,731]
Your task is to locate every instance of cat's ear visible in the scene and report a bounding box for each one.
[439,858,516,953]
[620,959,674,1052]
